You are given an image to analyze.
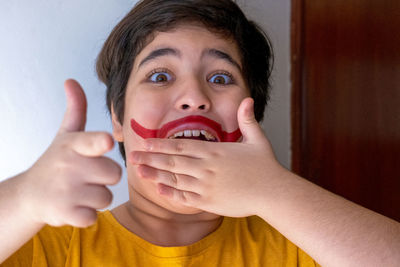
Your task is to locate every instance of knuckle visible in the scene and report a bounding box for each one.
[167,157,175,168]
[180,191,188,203]
[182,174,194,188]
[57,139,70,152]
[209,149,220,157]
[174,174,188,190]
[181,191,198,207]
[156,171,168,184]
[183,192,196,206]
[53,179,71,198]
[204,168,215,177]
[57,132,73,146]
[175,141,185,153]
[53,156,81,185]
[171,173,178,187]
[51,168,76,193]
[152,140,162,151]
[56,151,75,170]
[144,139,159,152]
[173,190,183,203]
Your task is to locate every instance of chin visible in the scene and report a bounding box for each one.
[161,200,204,215]
[149,184,205,215]
[129,176,206,215]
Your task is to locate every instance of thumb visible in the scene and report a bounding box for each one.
[237,97,266,144]
[58,79,87,134]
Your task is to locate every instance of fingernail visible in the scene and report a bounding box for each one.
[137,165,150,178]
[158,184,173,197]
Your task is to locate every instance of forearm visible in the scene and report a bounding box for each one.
[256,169,400,267]
[0,173,44,263]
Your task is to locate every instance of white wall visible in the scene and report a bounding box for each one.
[0,0,134,207]
[238,0,292,169]
[0,0,291,208]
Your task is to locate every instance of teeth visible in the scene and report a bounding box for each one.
[174,132,183,137]
[169,129,217,141]
[203,131,216,141]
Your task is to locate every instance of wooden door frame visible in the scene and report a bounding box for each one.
[290,0,304,174]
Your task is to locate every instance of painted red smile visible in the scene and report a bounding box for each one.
[130,115,242,142]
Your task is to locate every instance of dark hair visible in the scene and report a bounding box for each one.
[96,0,273,161]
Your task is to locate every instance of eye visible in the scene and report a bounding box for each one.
[208,73,233,85]
[149,71,172,83]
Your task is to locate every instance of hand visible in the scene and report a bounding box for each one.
[20,80,121,227]
[129,98,288,217]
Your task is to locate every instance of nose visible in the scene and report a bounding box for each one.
[175,79,211,113]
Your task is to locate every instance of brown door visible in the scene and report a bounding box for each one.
[291,0,400,221]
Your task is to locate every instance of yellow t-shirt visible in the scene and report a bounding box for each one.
[3,211,319,266]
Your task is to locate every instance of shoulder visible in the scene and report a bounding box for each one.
[2,221,74,266]
[2,211,110,266]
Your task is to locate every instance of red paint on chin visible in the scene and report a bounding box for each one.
[130,116,242,142]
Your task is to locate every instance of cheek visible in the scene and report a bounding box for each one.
[121,90,170,152]
[125,89,169,129]
[215,90,249,129]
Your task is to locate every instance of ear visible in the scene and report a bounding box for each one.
[111,104,124,142]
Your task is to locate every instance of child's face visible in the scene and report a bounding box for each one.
[112,24,250,214]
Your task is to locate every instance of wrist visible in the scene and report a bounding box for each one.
[252,163,294,218]
[16,171,46,228]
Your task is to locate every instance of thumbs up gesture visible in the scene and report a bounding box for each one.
[128,97,287,218]
[22,80,121,227]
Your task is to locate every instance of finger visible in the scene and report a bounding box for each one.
[137,165,200,192]
[129,151,204,176]
[59,79,87,134]
[143,138,215,158]
[67,206,97,228]
[237,97,266,144]
[67,131,114,157]
[157,184,201,207]
[74,155,121,185]
[73,184,113,210]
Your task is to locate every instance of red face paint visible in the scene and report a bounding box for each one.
[130,115,242,142]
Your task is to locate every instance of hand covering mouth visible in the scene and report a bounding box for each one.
[130,115,242,142]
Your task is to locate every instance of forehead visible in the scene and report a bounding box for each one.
[133,24,242,69]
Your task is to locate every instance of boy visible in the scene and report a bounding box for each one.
[1,0,399,266]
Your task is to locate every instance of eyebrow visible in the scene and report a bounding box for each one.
[202,48,242,72]
[137,47,242,72]
[138,48,180,68]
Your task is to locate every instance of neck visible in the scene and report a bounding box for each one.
[112,187,222,246]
